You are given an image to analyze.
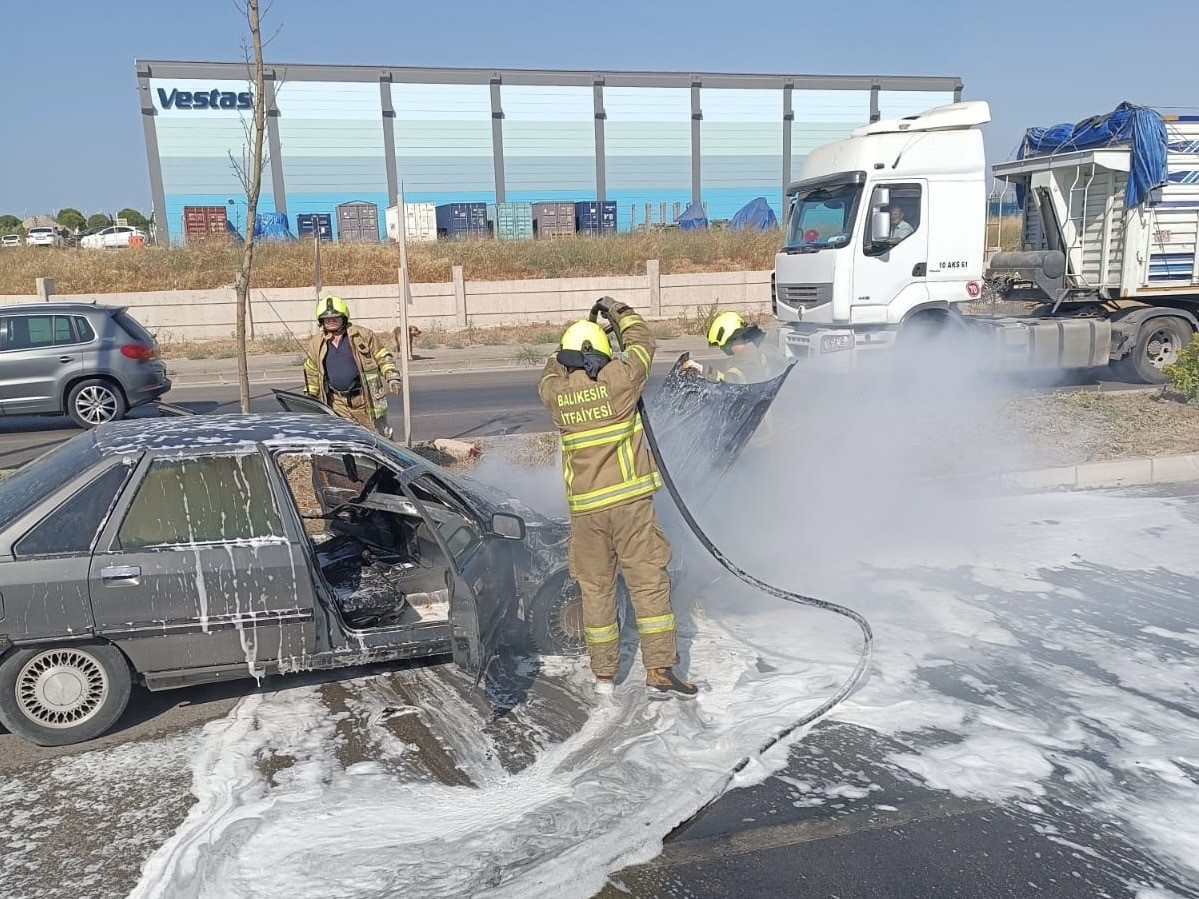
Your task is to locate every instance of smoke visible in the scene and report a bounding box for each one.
[465,436,567,521]
[672,347,1057,600]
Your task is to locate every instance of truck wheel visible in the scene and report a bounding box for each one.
[66,379,127,428]
[1112,317,1191,384]
[0,643,133,746]
[897,311,966,371]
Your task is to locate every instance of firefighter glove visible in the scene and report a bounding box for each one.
[591,296,632,322]
[387,373,402,394]
[681,360,704,375]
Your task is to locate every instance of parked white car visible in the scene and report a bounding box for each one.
[80,225,147,249]
[25,227,68,248]
[1,234,22,248]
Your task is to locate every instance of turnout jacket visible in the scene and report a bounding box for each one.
[304,324,397,421]
[538,310,663,516]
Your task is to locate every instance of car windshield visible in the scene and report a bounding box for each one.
[784,181,863,251]
[0,435,103,524]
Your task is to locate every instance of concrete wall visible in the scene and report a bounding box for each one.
[0,262,772,342]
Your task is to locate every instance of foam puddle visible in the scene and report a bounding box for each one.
[123,487,1199,898]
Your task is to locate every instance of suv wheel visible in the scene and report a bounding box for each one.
[66,379,127,428]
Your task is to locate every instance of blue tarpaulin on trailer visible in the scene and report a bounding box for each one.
[677,201,708,231]
[253,213,295,241]
[1017,102,1168,208]
[729,197,778,231]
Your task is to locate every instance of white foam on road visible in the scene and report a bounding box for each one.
[1,487,1191,898]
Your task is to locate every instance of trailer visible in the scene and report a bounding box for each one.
[773,102,1199,383]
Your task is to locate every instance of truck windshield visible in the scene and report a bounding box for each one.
[784,183,863,251]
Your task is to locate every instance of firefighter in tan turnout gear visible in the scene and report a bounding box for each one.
[538,297,698,699]
[304,295,401,437]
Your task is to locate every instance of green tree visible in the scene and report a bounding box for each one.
[117,208,149,229]
[0,214,22,232]
[86,213,112,230]
[56,208,86,231]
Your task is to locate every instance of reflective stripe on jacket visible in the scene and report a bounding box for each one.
[538,311,662,516]
[304,324,397,420]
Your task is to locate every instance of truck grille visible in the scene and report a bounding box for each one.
[777,283,833,307]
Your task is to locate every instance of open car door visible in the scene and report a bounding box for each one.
[644,353,793,511]
[403,472,518,688]
[273,388,339,416]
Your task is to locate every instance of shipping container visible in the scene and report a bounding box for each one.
[296,213,333,242]
[182,205,231,244]
[532,201,577,239]
[436,202,489,239]
[335,201,381,243]
[491,201,534,240]
[385,203,437,243]
[575,200,617,235]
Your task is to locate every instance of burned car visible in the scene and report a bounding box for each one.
[0,414,582,746]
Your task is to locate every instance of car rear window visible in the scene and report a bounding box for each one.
[113,310,154,344]
[0,436,103,525]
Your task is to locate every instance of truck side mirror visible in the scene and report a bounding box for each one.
[870,211,891,244]
[873,187,891,209]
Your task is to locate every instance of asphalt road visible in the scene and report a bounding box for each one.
[0,360,1147,471]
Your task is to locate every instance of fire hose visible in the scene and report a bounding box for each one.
[591,301,874,796]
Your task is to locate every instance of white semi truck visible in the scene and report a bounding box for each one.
[772,101,1199,382]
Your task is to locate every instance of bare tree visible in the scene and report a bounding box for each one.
[229,0,270,412]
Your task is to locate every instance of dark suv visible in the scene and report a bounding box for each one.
[0,304,170,427]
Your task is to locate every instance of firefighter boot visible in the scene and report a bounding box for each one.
[594,675,615,698]
[646,667,698,699]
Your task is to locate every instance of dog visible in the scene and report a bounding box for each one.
[393,324,422,361]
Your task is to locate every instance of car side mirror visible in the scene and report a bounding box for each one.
[490,511,526,541]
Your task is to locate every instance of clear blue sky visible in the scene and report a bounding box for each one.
[2,0,1196,218]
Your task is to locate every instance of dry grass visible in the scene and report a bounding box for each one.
[0,230,782,295]
[987,215,1026,253]
[1,217,1027,296]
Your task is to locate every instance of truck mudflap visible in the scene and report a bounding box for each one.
[644,354,794,505]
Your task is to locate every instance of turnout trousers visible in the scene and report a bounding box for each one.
[567,496,679,678]
[330,391,390,436]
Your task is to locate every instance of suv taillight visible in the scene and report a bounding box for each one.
[121,344,156,360]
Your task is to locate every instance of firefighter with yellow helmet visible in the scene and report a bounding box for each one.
[538,297,698,699]
[682,311,779,384]
[304,295,401,436]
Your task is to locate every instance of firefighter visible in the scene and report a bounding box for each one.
[682,311,778,384]
[538,297,698,699]
[303,295,401,437]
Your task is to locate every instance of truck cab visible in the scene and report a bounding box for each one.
[774,102,990,366]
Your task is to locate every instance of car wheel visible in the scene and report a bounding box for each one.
[526,569,631,657]
[0,643,133,746]
[66,378,127,428]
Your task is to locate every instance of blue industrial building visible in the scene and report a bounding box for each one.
[135,61,962,244]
